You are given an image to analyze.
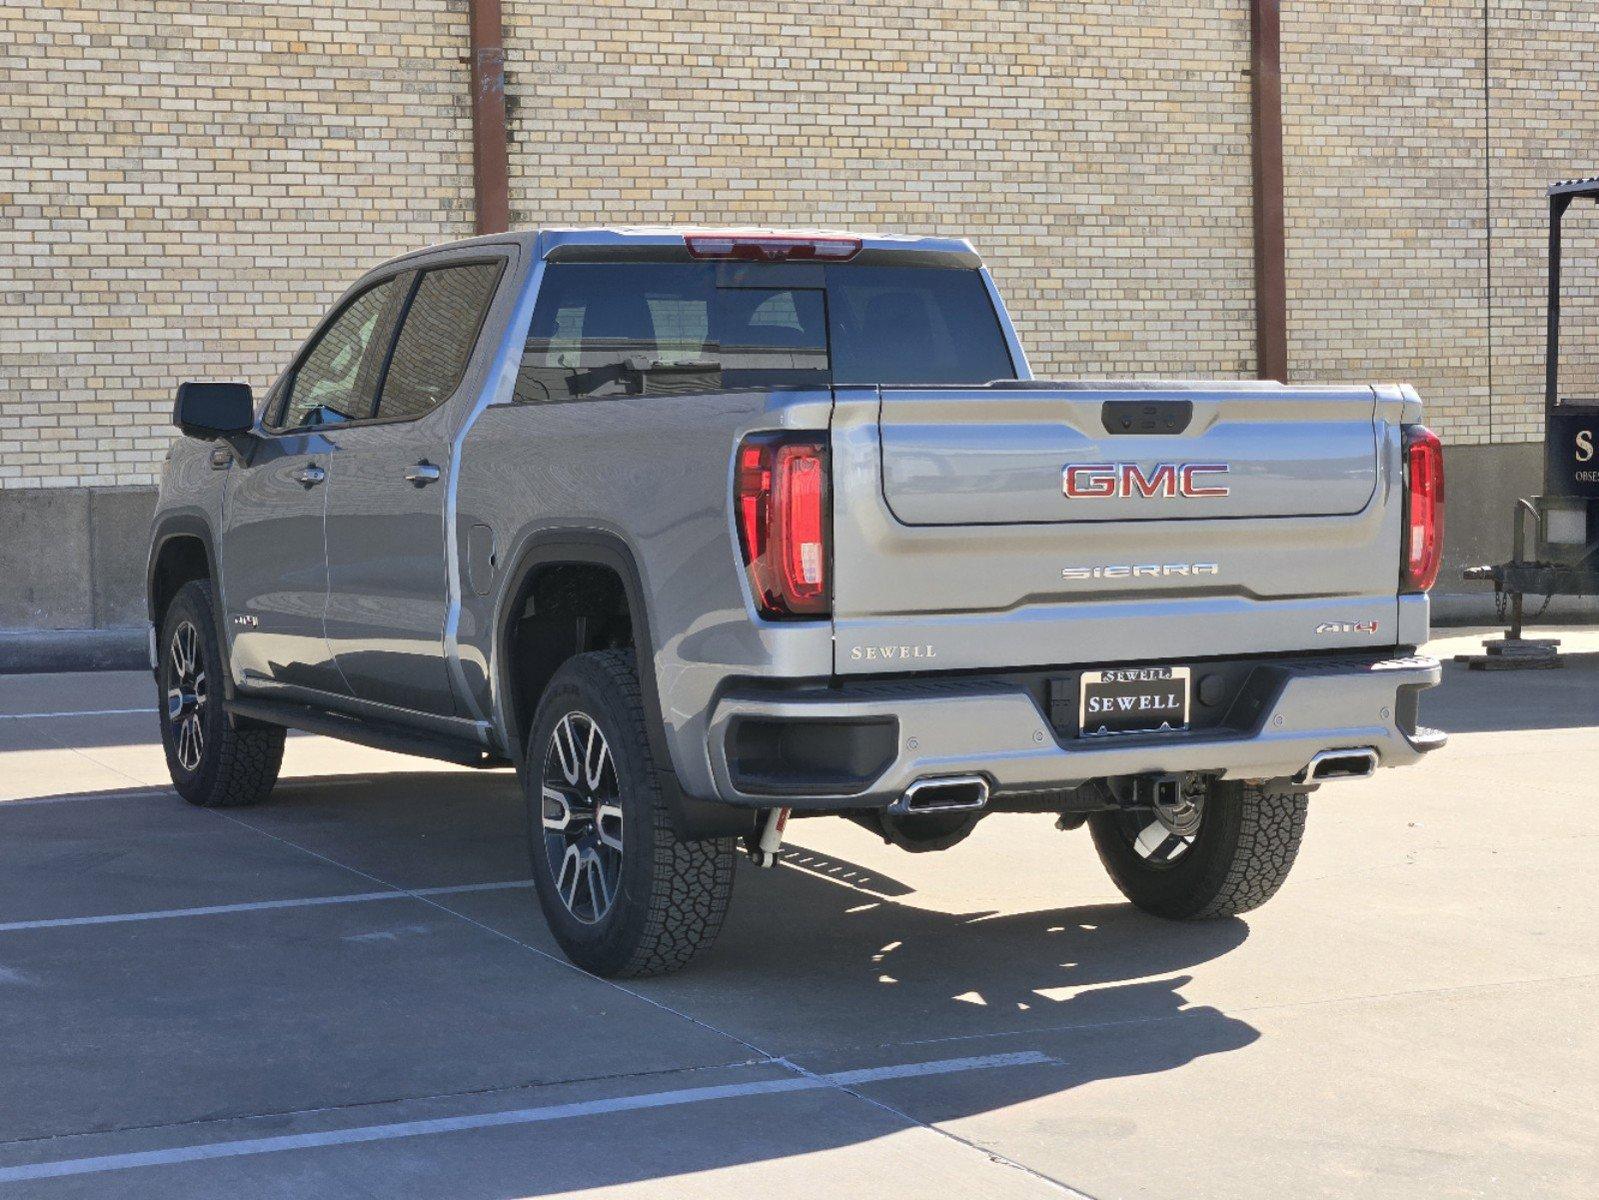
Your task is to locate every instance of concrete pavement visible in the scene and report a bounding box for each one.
[0,631,1595,1198]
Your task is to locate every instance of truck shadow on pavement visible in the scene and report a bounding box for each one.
[469,842,1263,1198]
[660,843,1259,1055]
[0,772,1262,1196]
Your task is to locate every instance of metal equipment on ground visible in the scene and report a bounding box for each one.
[1461,177,1599,669]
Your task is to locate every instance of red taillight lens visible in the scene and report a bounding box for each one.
[734,434,830,618]
[686,234,861,262]
[1402,425,1444,592]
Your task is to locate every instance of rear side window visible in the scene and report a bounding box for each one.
[516,264,828,403]
[376,261,503,421]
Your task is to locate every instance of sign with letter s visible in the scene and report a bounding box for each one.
[1547,407,1599,498]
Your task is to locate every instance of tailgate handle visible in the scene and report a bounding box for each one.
[1101,400,1193,435]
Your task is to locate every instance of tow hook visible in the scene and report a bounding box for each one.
[748,806,790,868]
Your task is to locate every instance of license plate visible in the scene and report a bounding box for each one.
[1078,666,1191,737]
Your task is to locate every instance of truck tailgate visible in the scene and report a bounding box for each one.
[830,382,1415,675]
[879,385,1377,524]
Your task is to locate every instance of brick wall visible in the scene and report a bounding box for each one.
[6,1,1599,491]
[1488,0,1599,431]
[1281,0,1599,447]
[0,1,474,489]
[1281,2,1490,445]
[501,1,1258,381]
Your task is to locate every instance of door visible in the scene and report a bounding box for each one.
[323,259,505,715]
[221,275,401,694]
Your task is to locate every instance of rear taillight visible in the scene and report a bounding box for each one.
[1402,425,1444,592]
[686,234,861,262]
[735,433,830,618]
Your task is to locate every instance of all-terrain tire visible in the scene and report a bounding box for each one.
[524,650,735,978]
[158,580,284,807]
[1089,779,1308,919]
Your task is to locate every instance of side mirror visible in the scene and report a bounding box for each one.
[174,381,255,440]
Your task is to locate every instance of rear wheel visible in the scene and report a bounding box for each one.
[158,580,284,807]
[524,650,735,977]
[1088,777,1307,919]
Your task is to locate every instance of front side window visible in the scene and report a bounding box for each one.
[376,261,503,421]
[277,279,397,430]
[515,263,829,403]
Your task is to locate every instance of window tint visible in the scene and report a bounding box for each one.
[826,266,1013,385]
[278,279,396,429]
[377,262,502,421]
[516,263,828,403]
[514,261,1014,402]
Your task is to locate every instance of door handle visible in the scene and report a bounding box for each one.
[294,464,326,488]
[404,461,442,487]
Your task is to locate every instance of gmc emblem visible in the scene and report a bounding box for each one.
[1063,462,1231,499]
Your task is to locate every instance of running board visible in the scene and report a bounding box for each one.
[225,698,509,769]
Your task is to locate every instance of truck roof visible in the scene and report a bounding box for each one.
[388,227,982,269]
[542,226,975,260]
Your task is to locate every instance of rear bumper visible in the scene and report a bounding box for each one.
[704,653,1444,809]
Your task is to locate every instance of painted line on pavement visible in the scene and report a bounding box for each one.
[0,708,153,720]
[0,1051,1054,1185]
[0,788,176,808]
[0,880,534,934]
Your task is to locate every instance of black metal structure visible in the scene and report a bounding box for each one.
[1462,177,1599,667]
[1542,177,1599,511]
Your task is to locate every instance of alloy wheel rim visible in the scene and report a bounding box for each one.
[166,621,207,773]
[1119,778,1206,868]
[540,711,624,925]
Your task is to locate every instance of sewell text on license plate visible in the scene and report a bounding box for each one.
[1078,666,1191,737]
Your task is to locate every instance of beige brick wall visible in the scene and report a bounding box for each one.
[1282,1,1599,447]
[1282,1,1490,445]
[0,1,474,488]
[501,1,1259,381]
[1488,0,1599,439]
[8,1,1599,490]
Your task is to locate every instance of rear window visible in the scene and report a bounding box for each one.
[515,261,1012,402]
[826,265,1014,386]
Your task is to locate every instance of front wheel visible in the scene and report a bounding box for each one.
[157,580,284,807]
[1088,778,1308,919]
[524,650,735,978]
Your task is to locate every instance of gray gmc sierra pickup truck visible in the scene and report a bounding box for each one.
[148,228,1447,976]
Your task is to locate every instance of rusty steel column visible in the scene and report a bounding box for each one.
[468,0,510,235]
[1250,0,1288,381]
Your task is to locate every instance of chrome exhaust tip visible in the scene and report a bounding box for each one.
[1301,747,1379,783]
[889,774,990,815]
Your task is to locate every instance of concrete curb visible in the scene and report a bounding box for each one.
[0,628,149,675]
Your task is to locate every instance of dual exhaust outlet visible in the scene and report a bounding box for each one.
[889,774,990,816]
[1300,747,1380,783]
